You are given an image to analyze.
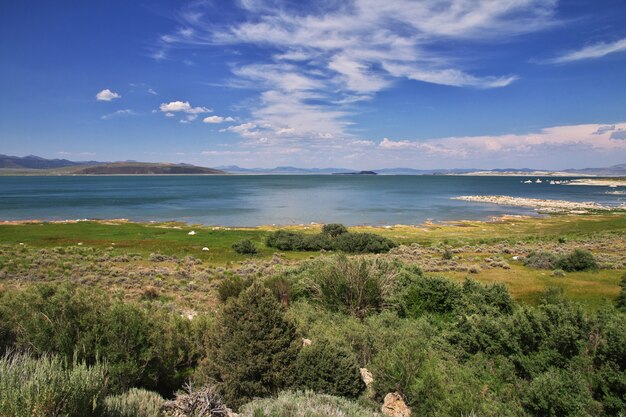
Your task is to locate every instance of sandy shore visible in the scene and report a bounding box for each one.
[566,178,626,187]
[453,195,625,213]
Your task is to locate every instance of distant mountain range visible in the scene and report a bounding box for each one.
[0,155,224,175]
[0,154,99,169]
[1,155,625,176]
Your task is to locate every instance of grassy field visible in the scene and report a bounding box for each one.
[1,213,624,310]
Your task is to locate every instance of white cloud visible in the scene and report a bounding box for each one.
[377,123,626,158]
[546,37,626,64]
[96,89,121,101]
[101,109,135,120]
[158,0,558,145]
[147,88,158,95]
[203,115,235,123]
[159,100,212,114]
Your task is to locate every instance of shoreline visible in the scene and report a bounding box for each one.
[566,178,626,187]
[453,195,626,213]
[0,214,540,229]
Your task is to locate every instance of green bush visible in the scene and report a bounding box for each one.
[217,275,253,302]
[0,283,201,395]
[555,249,599,272]
[523,368,601,417]
[296,256,414,318]
[197,283,300,409]
[239,390,375,417]
[265,230,396,253]
[291,340,364,398]
[404,277,514,317]
[333,233,397,253]
[232,239,258,255]
[524,251,558,269]
[103,388,164,417]
[592,312,626,416]
[322,223,349,237]
[616,272,626,311]
[0,352,109,417]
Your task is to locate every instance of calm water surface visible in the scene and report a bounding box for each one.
[0,176,624,226]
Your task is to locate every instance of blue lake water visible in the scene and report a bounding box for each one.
[0,176,624,226]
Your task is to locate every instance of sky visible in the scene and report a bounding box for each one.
[1,0,625,169]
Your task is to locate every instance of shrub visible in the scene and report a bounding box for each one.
[103,388,164,417]
[371,337,447,413]
[442,248,453,260]
[552,269,566,277]
[239,390,375,417]
[197,283,300,409]
[297,256,410,318]
[232,239,258,255]
[404,275,462,316]
[265,230,396,253]
[291,340,364,398]
[333,233,397,253]
[0,352,109,417]
[0,284,200,396]
[555,249,598,272]
[217,275,252,302]
[523,368,601,417]
[322,223,349,237]
[524,251,558,269]
[616,272,626,311]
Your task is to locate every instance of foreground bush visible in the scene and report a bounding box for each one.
[196,284,300,409]
[239,390,375,417]
[0,352,109,417]
[523,368,601,417]
[291,340,364,398]
[294,255,415,318]
[0,283,203,395]
[104,388,164,417]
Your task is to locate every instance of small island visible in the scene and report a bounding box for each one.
[332,170,378,175]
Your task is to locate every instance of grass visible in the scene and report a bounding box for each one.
[444,265,622,309]
[0,213,624,310]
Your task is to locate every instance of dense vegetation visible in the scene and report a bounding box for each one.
[0,253,624,416]
[265,226,397,253]
[0,218,624,416]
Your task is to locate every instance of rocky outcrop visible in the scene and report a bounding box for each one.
[381,392,411,417]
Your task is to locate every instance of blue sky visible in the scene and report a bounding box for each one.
[1,0,625,169]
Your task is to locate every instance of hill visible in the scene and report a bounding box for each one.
[67,162,225,175]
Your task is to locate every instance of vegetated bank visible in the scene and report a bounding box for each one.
[0,217,625,416]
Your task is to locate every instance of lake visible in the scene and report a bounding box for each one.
[0,175,624,226]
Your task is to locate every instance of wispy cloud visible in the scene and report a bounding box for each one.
[377,123,626,158]
[544,37,626,64]
[201,122,626,168]
[95,89,121,101]
[156,0,557,145]
[101,109,135,120]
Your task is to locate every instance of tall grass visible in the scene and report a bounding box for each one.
[103,387,164,417]
[0,351,108,417]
